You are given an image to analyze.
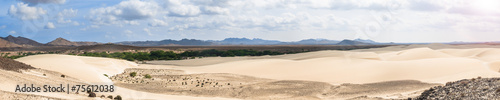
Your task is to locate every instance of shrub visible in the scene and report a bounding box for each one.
[144,74,152,79]
[107,95,113,99]
[130,72,137,77]
[103,74,108,77]
[61,74,65,78]
[114,95,122,100]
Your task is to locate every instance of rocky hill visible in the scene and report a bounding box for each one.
[47,37,98,46]
[47,37,78,46]
[1,35,44,46]
[416,77,500,100]
[0,38,22,48]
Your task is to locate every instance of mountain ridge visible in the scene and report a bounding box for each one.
[0,35,379,47]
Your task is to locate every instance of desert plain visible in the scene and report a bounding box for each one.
[3,44,500,99]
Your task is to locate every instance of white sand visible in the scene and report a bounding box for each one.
[13,54,239,100]
[16,54,137,84]
[170,47,500,84]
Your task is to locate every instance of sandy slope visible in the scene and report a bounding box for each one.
[13,54,238,100]
[16,54,137,84]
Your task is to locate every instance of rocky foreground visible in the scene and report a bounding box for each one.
[416,77,500,100]
[0,57,35,72]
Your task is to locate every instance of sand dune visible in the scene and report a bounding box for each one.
[16,54,138,83]
[167,47,500,84]
[11,54,239,100]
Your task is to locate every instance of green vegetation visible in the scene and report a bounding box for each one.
[0,49,293,61]
[3,52,45,59]
[1,51,64,59]
[130,72,137,77]
[78,49,286,61]
[144,74,152,78]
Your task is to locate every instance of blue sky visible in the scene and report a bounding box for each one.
[0,0,499,43]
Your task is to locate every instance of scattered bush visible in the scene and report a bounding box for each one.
[61,74,65,78]
[114,95,122,100]
[144,74,152,78]
[107,95,113,99]
[103,74,108,77]
[130,72,137,77]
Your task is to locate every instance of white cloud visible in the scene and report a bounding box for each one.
[20,0,66,5]
[89,0,162,24]
[148,19,168,27]
[8,31,16,34]
[57,9,78,24]
[124,30,134,37]
[202,6,229,15]
[90,25,99,28]
[124,21,140,25]
[44,22,56,29]
[165,0,232,17]
[0,25,6,29]
[143,28,152,36]
[407,0,446,11]
[166,0,201,17]
[8,3,47,20]
[72,22,80,26]
[58,8,78,17]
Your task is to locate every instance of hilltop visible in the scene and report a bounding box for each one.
[47,37,98,46]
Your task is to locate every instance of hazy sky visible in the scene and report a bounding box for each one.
[0,0,499,43]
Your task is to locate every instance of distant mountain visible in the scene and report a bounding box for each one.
[336,39,371,45]
[289,39,340,45]
[0,36,383,47]
[116,38,378,46]
[117,39,213,46]
[214,38,282,45]
[0,38,22,47]
[1,35,44,47]
[354,39,378,44]
[47,37,98,46]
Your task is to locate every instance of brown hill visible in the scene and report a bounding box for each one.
[0,38,22,48]
[47,37,78,46]
[47,37,99,46]
[1,35,44,46]
[0,57,35,72]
